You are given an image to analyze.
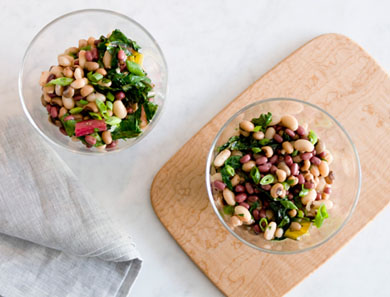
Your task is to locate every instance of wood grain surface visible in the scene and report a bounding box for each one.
[151,34,390,297]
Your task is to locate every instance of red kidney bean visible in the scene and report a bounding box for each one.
[285,128,295,137]
[127,107,134,113]
[117,49,126,61]
[296,125,307,136]
[304,181,314,189]
[324,187,332,194]
[74,59,79,65]
[64,115,74,121]
[290,163,299,176]
[248,195,258,203]
[73,95,83,101]
[298,174,305,184]
[285,155,293,166]
[318,151,326,158]
[48,93,57,98]
[310,156,321,165]
[214,180,226,191]
[240,154,251,163]
[235,185,245,193]
[275,125,282,131]
[316,192,321,200]
[235,193,247,203]
[269,155,278,164]
[239,202,250,209]
[46,105,52,113]
[59,127,67,135]
[263,200,270,208]
[270,165,278,174]
[86,143,93,148]
[106,140,118,149]
[288,193,294,200]
[116,91,126,100]
[259,209,267,218]
[301,152,313,160]
[253,224,261,234]
[254,188,260,194]
[273,134,283,143]
[245,182,254,194]
[261,184,271,191]
[94,40,100,46]
[258,163,272,173]
[46,74,56,83]
[85,135,96,145]
[85,51,93,61]
[50,106,58,118]
[252,209,260,221]
[256,156,268,165]
[91,47,98,60]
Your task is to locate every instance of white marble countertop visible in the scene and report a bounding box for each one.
[1,0,390,296]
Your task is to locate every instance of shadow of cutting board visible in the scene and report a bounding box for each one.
[151,34,390,297]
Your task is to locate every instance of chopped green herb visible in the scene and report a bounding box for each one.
[87,71,103,83]
[280,200,298,210]
[220,167,233,190]
[106,101,113,111]
[80,45,91,51]
[259,138,271,146]
[250,166,261,184]
[313,204,329,228]
[251,112,272,131]
[126,60,145,76]
[252,147,261,153]
[225,165,235,177]
[106,92,115,102]
[291,149,299,157]
[259,218,268,232]
[69,107,83,114]
[297,210,304,218]
[89,112,102,120]
[223,205,235,216]
[299,185,309,197]
[46,77,73,86]
[308,130,318,145]
[260,174,275,185]
[224,156,241,169]
[79,100,88,105]
[143,101,158,122]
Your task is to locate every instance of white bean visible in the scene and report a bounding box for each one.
[275,227,284,238]
[62,96,75,110]
[301,189,316,205]
[113,100,127,119]
[281,115,298,131]
[319,161,330,176]
[265,127,276,139]
[39,71,50,86]
[210,173,222,182]
[294,139,314,152]
[264,222,277,240]
[234,206,251,223]
[103,51,112,68]
[71,78,86,89]
[222,188,235,206]
[214,149,231,167]
[313,199,334,210]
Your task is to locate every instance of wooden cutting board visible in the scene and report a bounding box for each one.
[151,34,390,297]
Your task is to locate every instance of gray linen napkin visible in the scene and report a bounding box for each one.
[0,117,142,297]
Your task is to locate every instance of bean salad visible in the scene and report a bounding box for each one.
[39,29,157,149]
[210,112,335,241]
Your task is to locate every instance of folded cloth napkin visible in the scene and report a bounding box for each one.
[0,117,142,297]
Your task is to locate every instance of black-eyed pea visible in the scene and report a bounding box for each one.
[276,169,287,182]
[294,139,314,152]
[74,67,84,80]
[229,215,243,228]
[231,150,243,157]
[239,120,255,132]
[78,39,88,48]
[301,160,310,171]
[96,68,107,76]
[58,107,67,118]
[315,139,326,154]
[281,115,298,131]
[79,50,86,68]
[265,127,276,139]
[313,199,333,209]
[210,173,222,182]
[270,183,284,199]
[103,51,112,68]
[290,222,302,231]
[214,149,231,167]
[310,165,320,177]
[253,131,265,140]
[71,78,86,89]
[234,206,251,223]
[39,71,51,86]
[223,188,236,206]
[282,141,294,154]
[262,146,273,158]
[301,189,316,205]
[63,67,73,78]
[319,161,330,177]
[81,85,94,97]
[277,162,291,176]
[288,209,297,217]
[287,176,299,186]
[242,160,256,172]
[239,129,250,137]
[264,221,277,240]
[62,86,75,98]
[275,227,284,238]
[231,174,241,187]
[62,97,75,110]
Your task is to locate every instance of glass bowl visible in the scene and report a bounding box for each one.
[206,98,361,254]
[18,9,168,154]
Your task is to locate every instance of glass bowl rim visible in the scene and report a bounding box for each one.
[18,8,168,155]
[205,97,361,254]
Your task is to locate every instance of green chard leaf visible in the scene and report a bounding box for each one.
[223,205,235,216]
[126,60,145,76]
[220,167,233,190]
[280,200,298,210]
[143,101,158,122]
[217,136,240,152]
[111,109,142,140]
[60,115,76,136]
[224,155,241,169]
[251,112,272,131]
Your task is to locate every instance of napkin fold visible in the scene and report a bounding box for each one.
[0,117,142,297]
